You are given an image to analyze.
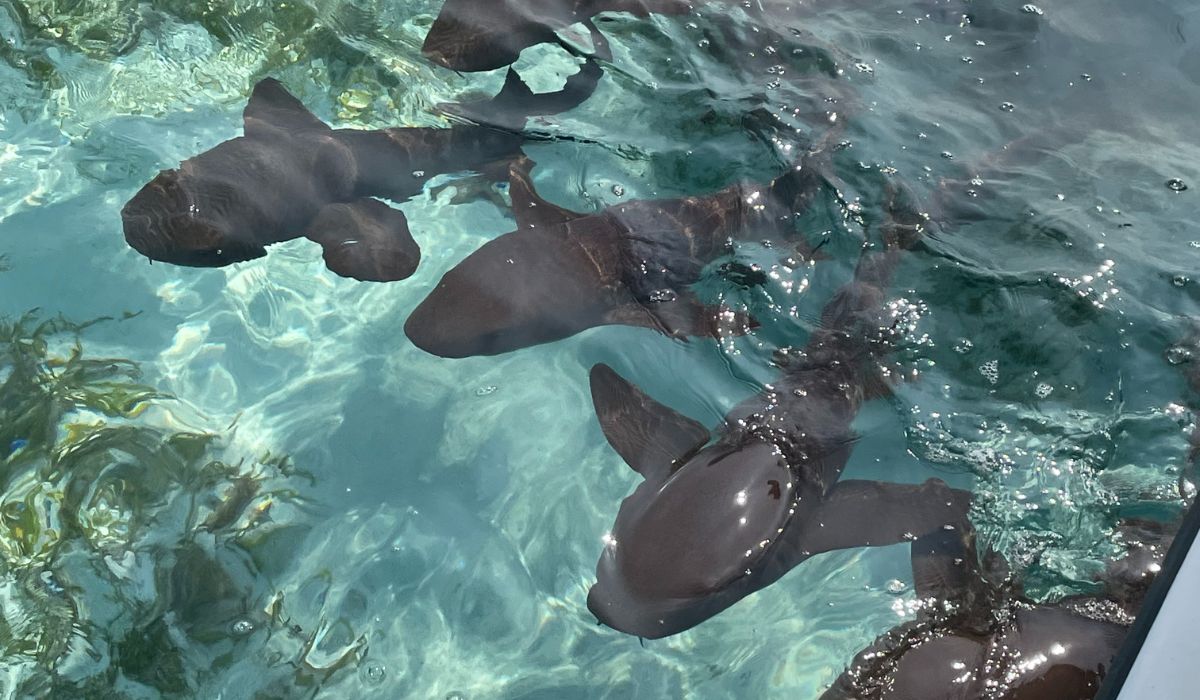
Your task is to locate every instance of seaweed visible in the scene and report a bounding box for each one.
[0,309,325,696]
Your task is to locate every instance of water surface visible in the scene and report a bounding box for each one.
[1,0,1199,697]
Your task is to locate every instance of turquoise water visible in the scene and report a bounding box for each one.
[1,0,1199,697]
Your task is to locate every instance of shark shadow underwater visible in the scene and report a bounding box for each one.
[121,65,603,282]
[404,148,836,357]
[583,189,975,638]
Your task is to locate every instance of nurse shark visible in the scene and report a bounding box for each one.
[404,150,834,357]
[584,187,974,638]
[821,518,1175,699]
[121,68,603,282]
[422,0,691,73]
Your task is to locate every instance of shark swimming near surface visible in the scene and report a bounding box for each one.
[404,147,835,357]
[820,517,1175,700]
[422,0,692,73]
[582,186,975,638]
[121,66,604,282]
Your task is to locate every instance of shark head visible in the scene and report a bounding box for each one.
[588,438,798,638]
[121,167,269,267]
[404,224,618,358]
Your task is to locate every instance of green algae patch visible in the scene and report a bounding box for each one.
[0,310,323,696]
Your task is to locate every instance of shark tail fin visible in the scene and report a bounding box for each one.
[441,21,611,132]
[589,363,710,482]
[304,198,420,282]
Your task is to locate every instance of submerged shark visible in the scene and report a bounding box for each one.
[583,190,974,638]
[404,152,832,357]
[821,518,1174,700]
[122,69,602,282]
[422,0,692,73]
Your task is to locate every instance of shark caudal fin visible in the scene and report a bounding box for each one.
[422,0,685,72]
[243,78,330,139]
[439,17,612,131]
[304,198,420,282]
[442,56,606,132]
[589,363,710,482]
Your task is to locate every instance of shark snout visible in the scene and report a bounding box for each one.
[587,555,735,640]
[587,521,752,640]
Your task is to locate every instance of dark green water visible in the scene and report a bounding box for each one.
[1,0,1199,697]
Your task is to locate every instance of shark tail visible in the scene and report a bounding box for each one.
[440,21,612,134]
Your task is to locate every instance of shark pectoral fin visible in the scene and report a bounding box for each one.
[589,363,710,481]
[792,479,972,558]
[243,78,330,139]
[304,199,420,282]
[507,157,585,230]
[603,293,757,340]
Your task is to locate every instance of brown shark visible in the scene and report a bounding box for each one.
[404,153,831,357]
[121,71,602,282]
[583,188,974,638]
[422,0,692,73]
[821,519,1175,700]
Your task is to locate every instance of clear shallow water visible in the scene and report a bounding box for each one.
[1,0,1199,697]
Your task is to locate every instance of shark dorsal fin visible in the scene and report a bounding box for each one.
[589,363,710,481]
[508,158,584,231]
[244,79,330,139]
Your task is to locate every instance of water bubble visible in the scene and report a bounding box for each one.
[230,619,255,636]
[1022,4,1044,15]
[1167,178,1188,192]
[611,184,625,197]
[1166,346,1193,365]
[978,360,999,385]
[360,662,386,685]
[1035,383,1053,398]
[940,151,954,159]
[1173,275,1190,287]
[475,385,498,397]
[953,338,974,354]
[886,579,907,594]
[999,102,1015,112]
[412,170,426,178]
[648,289,677,303]
[446,693,468,700]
